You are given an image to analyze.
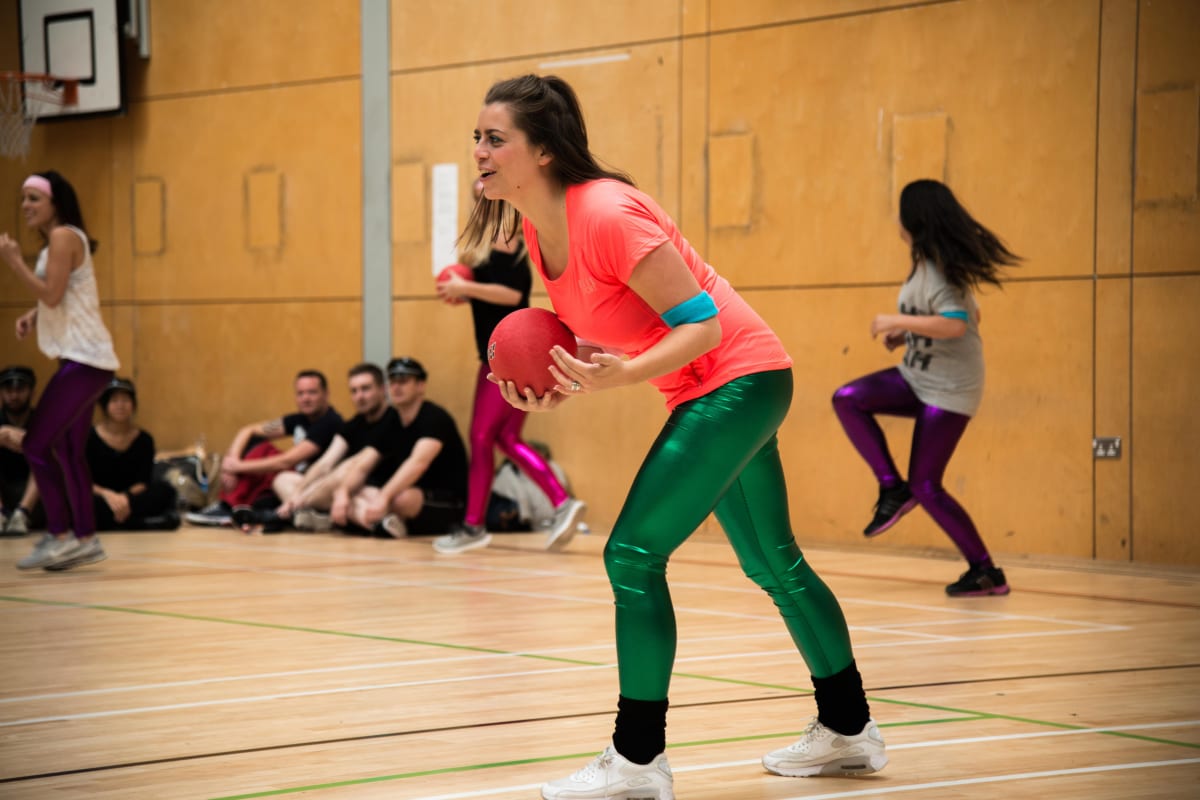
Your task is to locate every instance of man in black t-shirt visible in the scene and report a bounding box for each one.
[0,366,43,536]
[276,363,399,531]
[185,369,344,527]
[339,357,468,537]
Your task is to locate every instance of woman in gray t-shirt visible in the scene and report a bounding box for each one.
[833,179,1020,597]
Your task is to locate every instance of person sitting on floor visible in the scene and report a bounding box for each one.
[87,377,180,531]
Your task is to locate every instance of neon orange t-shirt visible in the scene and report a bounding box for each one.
[523,179,792,409]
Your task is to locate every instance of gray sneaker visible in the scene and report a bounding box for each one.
[17,533,79,570]
[762,717,887,777]
[184,501,232,527]
[293,508,333,532]
[433,524,491,554]
[545,498,586,551]
[2,507,29,537]
[44,536,107,571]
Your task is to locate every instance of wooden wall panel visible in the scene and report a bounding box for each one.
[132,302,362,453]
[127,0,360,97]
[1132,0,1200,275]
[711,0,919,30]
[1095,279,1131,561]
[1131,276,1200,565]
[706,0,1098,288]
[127,82,361,301]
[393,1,681,71]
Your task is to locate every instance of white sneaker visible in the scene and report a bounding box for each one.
[546,498,586,551]
[44,536,107,571]
[293,508,333,532]
[433,524,491,554]
[542,745,673,800]
[378,513,407,538]
[3,507,29,536]
[762,717,887,777]
[17,533,84,570]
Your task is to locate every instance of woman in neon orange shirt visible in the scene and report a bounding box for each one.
[463,75,887,799]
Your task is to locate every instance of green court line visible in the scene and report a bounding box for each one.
[3,595,1195,798]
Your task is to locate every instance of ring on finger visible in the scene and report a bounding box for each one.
[570,381,582,392]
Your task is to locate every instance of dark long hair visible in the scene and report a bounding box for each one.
[35,170,99,252]
[899,179,1018,291]
[460,74,634,253]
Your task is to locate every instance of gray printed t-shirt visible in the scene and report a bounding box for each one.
[896,261,983,417]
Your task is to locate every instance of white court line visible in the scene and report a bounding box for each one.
[0,663,617,727]
[405,723,1200,800]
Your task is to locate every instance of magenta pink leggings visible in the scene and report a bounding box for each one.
[465,362,568,526]
[24,360,113,538]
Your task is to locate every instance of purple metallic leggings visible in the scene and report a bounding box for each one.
[832,367,992,567]
[465,362,568,527]
[24,360,113,538]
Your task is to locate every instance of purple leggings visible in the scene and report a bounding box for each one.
[832,367,992,567]
[465,362,568,526]
[24,360,113,538]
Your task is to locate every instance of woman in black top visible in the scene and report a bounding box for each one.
[88,378,179,530]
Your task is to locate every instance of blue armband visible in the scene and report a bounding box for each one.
[940,310,969,321]
[661,291,718,328]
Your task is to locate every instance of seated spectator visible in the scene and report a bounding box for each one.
[339,357,468,537]
[488,440,574,532]
[275,363,399,530]
[87,377,180,531]
[0,365,44,536]
[186,369,343,528]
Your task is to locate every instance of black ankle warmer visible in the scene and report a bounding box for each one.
[811,660,871,736]
[612,695,670,765]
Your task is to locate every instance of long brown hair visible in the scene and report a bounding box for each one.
[459,74,634,253]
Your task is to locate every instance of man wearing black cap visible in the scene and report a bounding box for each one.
[0,366,42,536]
[338,357,468,537]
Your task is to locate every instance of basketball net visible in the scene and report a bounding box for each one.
[0,73,79,160]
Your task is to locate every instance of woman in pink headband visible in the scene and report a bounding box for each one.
[0,170,119,571]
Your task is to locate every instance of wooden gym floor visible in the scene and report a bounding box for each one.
[1,528,1197,799]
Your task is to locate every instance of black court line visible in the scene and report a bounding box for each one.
[2,662,1195,785]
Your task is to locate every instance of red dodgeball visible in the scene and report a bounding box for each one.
[487,308,577,397]
[436,263,474,305]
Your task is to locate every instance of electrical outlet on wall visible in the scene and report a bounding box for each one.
[1093,437,1122,459]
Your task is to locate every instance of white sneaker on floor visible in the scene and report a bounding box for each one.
[184,501,232,527]
[378,513,407,538]
[546,498,586,551]
[762,717,887,777]
[293,508,333,532]
[44,536,107,571]
[3,507,29,536]
[541,745,673,800]
[433,524,491,554]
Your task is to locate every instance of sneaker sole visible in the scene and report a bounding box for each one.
[947,584,1011,597]
[863,497,918,538]
[44,550,107,571]
[542,788,673,800]
[764,751,888,777]
[434,534,492,554]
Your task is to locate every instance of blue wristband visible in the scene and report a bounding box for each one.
[940,310,968,321]
[661,291,718,328]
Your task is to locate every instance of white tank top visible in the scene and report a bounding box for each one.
[33,225,119,370]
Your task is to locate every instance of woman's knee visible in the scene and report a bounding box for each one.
[603,537,668,588]
[831,383,861,412]
[909,477,944,505]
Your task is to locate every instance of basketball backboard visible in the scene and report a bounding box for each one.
[17,0,125,119]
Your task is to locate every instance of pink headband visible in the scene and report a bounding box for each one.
[22,175,52,198]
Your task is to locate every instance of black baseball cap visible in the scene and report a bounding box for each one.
[98,377,137,408]
[387,357,428,381]
[0,366,35,389]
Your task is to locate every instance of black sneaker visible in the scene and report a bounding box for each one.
[863,483,917,537]
[946,565,1010,597]
[232,505,286,534]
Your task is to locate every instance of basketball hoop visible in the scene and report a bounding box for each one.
[0,72,80,160]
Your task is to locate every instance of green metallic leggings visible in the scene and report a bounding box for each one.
[605,369,856,700]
